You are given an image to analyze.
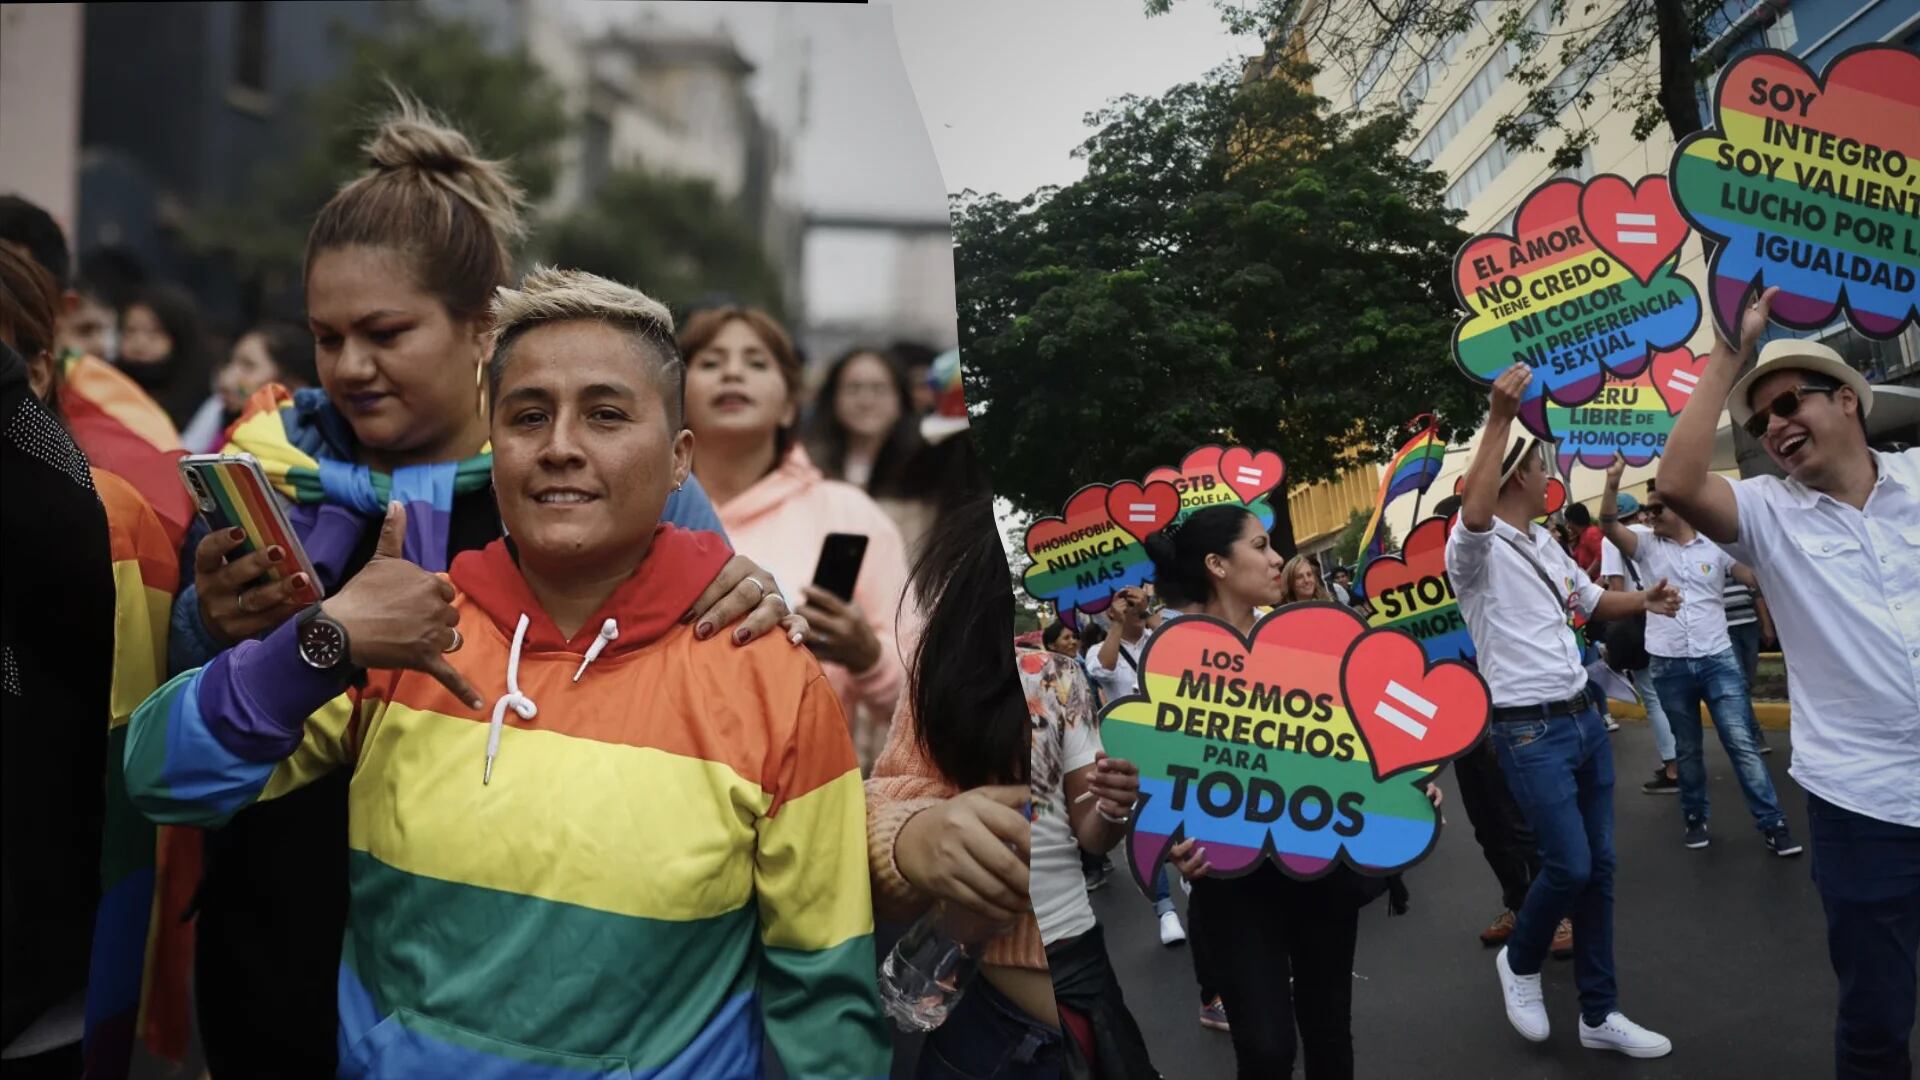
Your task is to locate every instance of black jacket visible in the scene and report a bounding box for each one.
[0,342,117,1045]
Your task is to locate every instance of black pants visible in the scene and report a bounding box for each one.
[1452,738,1541,913]
[1188,865,1361,1080]
[1048,925,1160,1080]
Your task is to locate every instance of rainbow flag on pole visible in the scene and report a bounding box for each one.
[1354,416,1446,585]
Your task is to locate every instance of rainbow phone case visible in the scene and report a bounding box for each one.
[179,453,324,603]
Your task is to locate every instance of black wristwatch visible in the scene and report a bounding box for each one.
[296,604,352,672]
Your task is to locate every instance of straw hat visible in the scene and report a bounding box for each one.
[1728,339,1872,426]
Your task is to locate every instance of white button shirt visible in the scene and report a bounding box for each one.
[1724,448,1920,827]
[1623,525,1734,659]
[1083,632,1145,703]
[1447,516,1606,708]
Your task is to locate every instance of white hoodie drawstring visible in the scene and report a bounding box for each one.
[573,619,619,682]
[484,614,537,785]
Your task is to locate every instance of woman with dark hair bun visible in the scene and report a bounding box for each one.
[1144,504,1442,1080]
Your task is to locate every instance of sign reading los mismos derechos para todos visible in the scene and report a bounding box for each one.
[1672,45,1920,341]
[1020,446,1284,625]
[1452,174,1704,442]
[1100,603,1489,890]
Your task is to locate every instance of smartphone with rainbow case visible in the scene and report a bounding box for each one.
[179,453,324,604]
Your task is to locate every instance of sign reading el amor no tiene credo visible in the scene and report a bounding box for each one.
[1672,44,1920,341]
[1453,174,1703,442]
[1021,446,1284,626]
[1100,604,1489,888]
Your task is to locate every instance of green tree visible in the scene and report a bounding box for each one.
[954,65,1484,526]
[1328,505,1393,566]
[541,169,787,319]
[189,6,569,287]
[1149,0,1726,171]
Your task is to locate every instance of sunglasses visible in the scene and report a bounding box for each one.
[1744,384,1836,439]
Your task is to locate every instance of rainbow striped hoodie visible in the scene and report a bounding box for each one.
[124,527,891,1078]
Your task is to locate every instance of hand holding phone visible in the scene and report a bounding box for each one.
[181,454,323,644]
[798,532,880,672]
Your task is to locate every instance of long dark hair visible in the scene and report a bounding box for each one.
[120,283,213,429]
[1143,505,1256,609]
[908,494,1027,790]
[806,347,922,497]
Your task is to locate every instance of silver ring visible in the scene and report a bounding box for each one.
[236,591,257,615]
[741,576,768,602]
[444,628,463,654]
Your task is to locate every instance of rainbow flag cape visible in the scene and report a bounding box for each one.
[84,469,199,1077]
[1353,416,1445,589]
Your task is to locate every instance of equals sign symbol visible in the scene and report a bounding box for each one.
[1233,467,1264,486]
[1665,368,1699,398]
[1126,503,1159,524]
[1374,680,1437,740]
[1615,212,1660,245]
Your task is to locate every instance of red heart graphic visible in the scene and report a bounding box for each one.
[1105,480,1180,543]
[1219,448,1285,504]
[1143,445,1225,490]
[1023,484,1116,558]
[1359,517,1449,603]
[1579,174,1689,288]
[1650,347,1709,416]
[1340,630,1489,781]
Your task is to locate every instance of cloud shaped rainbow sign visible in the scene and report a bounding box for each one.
[1100,603,1489,888]
[1452,175,1703,441]
[1671,44,1920,341]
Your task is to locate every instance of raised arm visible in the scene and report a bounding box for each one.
[1598,453,1640,560]
[1660,288,1778,544]
[1460,364,1532,533]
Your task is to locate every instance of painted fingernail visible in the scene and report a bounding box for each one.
[229,528,245,541]
[734,628,750,645]
[292,573,309,590]
[267,546,285,563]
[695,621,713,639]
[789,631,804,646]
[679,609,694,624]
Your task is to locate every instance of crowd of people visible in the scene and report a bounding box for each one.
[0,97,1050,1080]
[1025,293,1916,1079]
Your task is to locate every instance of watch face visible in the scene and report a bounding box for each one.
[300,618,346,670]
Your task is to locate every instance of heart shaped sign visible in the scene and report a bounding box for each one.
[1340,630,1489,781]
[1100,603,1491,889]
[1579,174,1690,288]
[1105,480,1180,543]
[1219,448,1285,504]
[1651,347,1708,416]
[1359,516,1475,664]
[1021,483,1155,626]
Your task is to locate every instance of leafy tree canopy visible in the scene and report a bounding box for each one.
[954,64,1485,518]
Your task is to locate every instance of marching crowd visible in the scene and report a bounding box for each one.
[1,99,1053,1080]
[1026,290,1917,1079]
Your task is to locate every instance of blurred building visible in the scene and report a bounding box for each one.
[1295,0,1919,543]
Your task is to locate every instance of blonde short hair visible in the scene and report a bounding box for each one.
[486,266,682,424]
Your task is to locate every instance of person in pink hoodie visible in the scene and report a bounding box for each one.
[679,306,913,769]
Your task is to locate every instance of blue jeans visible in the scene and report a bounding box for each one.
[1808,794,1920,1080]
[915,974,1063,1079]
[1489,698,1617,1025]
[1630,665,1675,764]
[1727,621,1762,688]
[1151,865,1174,917]
[1649,650,1784,833]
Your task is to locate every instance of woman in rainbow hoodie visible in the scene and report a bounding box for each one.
[125,269,891,1078]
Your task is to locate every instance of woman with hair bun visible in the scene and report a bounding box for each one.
[1144,505,1441,1080]
[166,97,799,1077]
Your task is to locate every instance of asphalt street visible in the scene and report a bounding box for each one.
[1084,720,1913,1080]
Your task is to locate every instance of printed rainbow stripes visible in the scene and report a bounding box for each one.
[1354,416,1444,587]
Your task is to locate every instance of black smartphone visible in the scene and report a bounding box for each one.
[811,533,869,602]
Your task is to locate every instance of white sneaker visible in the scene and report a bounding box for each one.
[1496,946,1549,1042]
[1158,909,1188,946]
[1579,1012,1673,1058]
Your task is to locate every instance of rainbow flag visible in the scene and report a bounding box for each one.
[1354,417,1445,587]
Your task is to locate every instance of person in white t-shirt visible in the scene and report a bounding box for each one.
[1024,641,1162,1078]
[1448,365,1680,1060]
[1599,455,1796,856]
[1659,287,1920,1078]
[1598,494,1680,793]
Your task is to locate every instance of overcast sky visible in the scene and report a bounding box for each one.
[565,1,1249,214]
